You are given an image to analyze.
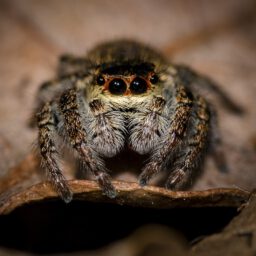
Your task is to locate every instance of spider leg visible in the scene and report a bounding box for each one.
[58,55,91,77]
[37,102,73,203]
[59,89,117,198]
[165,96,210,189]
[30,76,77,127]
[139,82,193,186]
[208,105,228,173]
[175,65,243,114]
[176,65,232,173]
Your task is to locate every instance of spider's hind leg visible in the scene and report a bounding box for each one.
[208,105,229,173]
[58,54,91,77]
[37,102,73,203]
[176,65,244,114]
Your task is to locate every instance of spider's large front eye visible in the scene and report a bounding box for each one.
[130,77,147,94]
[109,79,127,95]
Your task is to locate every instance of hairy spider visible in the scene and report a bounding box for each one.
[32,40,241,203]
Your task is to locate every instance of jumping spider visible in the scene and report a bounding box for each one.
[33,40,241,203]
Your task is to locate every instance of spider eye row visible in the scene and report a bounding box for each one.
[96,74,159,95]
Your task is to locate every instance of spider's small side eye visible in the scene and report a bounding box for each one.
[150,74,159,84]
[97,75,105,85]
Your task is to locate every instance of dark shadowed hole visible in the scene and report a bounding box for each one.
[0,200,237,254]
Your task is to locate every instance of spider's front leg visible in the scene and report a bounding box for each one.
[176,65,231,173]
[165,96,210,189]
[139,82,194,187]
[59,89,124,198]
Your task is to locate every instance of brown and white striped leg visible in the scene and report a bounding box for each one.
[166,96,210,189]
[59,89,116,198]
[176,65,230,173]
[139,82,193,186]
[37,102,73,203]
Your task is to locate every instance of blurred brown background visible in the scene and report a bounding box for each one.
[0,1,256,256]
[0,0,255,190]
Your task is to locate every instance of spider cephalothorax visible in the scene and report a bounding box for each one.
[33,40,240,202]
